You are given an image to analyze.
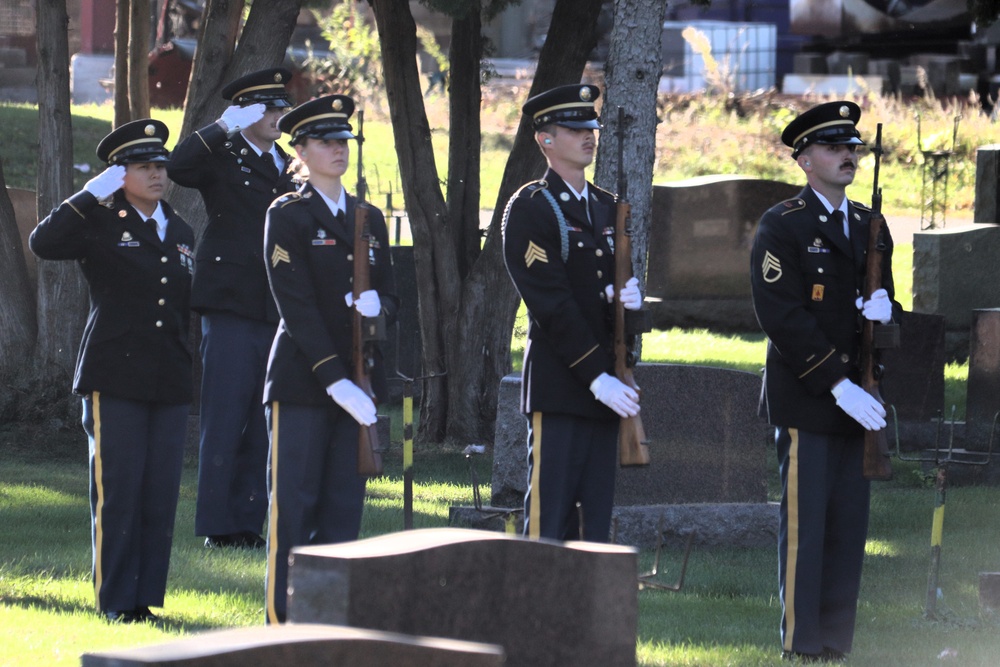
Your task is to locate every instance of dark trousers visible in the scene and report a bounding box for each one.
[776,427,871,656]
[195,312,275,537]
[82,393,187,613]
[523,412,618,542]
[264,402,366,624]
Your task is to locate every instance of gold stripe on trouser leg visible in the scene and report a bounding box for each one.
[92,392,106,612]
[528,412,543,540]
[783,427,800,651]
[266,403,281,624]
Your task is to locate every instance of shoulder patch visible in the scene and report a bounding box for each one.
[780,198,806,215]
[590,183,614,199]
[275,192,303,208]
[851,200,871,212]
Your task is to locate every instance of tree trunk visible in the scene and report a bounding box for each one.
[35,0,88,380]
[0,159,37,373]
[371,0,603,443]
[593,0,667,337]
[114,0,131,126]
[128,0,151,119]
[163,0,302,236]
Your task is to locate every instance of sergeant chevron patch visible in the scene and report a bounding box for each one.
[271,244,290,267]
[524,241,548,268]
[762,251,782,283]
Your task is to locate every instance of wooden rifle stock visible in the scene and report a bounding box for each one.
[352,110,383,477]
[860,123,893,481]
[613,106,650,467]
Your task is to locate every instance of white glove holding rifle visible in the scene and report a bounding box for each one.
[604,276,642,311]
[855,288,893,325]
[344,290,381,318]
[831,379,886,431]
[327,379,377,426]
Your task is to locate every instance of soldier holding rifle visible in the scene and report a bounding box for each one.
[262,94,397,624]
[749,101,901,663]
[502,84,643,543]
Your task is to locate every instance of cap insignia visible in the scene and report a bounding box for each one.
[580,86,592,101]
[144,124,156,136]
[332,99,343,111]
[273,72,283,83]
[839,105,850,118]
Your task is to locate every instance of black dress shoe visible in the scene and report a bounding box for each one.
[820,648,847,663]
[205,532,265,549]
[205,534,238,548]
[134,606,158,622]
[236,531,266,549]
[781,651,822,663]
[104,609,139,623]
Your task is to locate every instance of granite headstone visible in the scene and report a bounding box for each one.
[491,363,770,511]
[287,527,638,667]
[81,624,505,666]
[965,308,1000,448]
[646,176,801,330]
[974,145,1000,225]
[880,311,946,425]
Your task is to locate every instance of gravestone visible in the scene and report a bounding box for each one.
[646,176,800,330]
[880,311,946,425]
[491,364,770,509]
[974,145,1000,224]
[385,246,423,400]
[912,225,1000,332]
[965,309,1000,449]
[287,527,638,667]
[81,624,505,666]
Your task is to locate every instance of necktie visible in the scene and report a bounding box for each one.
[261,151,278,178]
[145,218,159,241]
[833,210,848,238]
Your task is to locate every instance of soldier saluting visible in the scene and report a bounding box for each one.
[502,84,644,543]
[168,68,295,550]
[750,101,901,662]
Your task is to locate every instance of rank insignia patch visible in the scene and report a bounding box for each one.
[812,284,825,301]
[524,241,548,268]
[271,244,290,267]
[761,251,782,283]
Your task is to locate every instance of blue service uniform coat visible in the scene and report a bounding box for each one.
[168,121,295,322]
[502,169,620,542]
[29,188,194,614]
[749,185,901,657]
[262,182,398,623]
[30,190,194,403]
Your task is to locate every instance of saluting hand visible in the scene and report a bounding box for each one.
[326,379,377,426]
[590,372,640,418]
[218,103,265,133]
[83,165,126,199]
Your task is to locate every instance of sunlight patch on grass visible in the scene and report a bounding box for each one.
[865,538,902,558]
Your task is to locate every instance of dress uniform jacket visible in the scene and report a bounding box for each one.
[750,185,900,435]
[29,190,194,404]
[502,169,618,421]
[263,183,398,406]
[168,122,295,323]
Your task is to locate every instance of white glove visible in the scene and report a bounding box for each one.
[589,372,640,418]
[856,288,893,325]
[83,165,126,199]
[218,103,265,133]
[326,379,377,426]
[831,379,886,431]
[620,276,642,311]
[344,289,381,318]
[603,277,642,310]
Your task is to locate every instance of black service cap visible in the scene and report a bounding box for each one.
[221,67,293,108]
[277,94,356,145]
[96,119,170,165]
[781,101,864,159]
[523,84,601,131]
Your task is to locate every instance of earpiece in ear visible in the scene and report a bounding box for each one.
[544,138,552,145]
[804,161,810,166]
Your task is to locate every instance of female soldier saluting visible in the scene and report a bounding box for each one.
[29,119,194,623]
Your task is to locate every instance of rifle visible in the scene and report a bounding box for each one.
[860,123,897,481]
[613,106,651,467]
[352,110,384,477]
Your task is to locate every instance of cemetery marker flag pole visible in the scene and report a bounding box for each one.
[861,123,897,481]
[613,106,651,467]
